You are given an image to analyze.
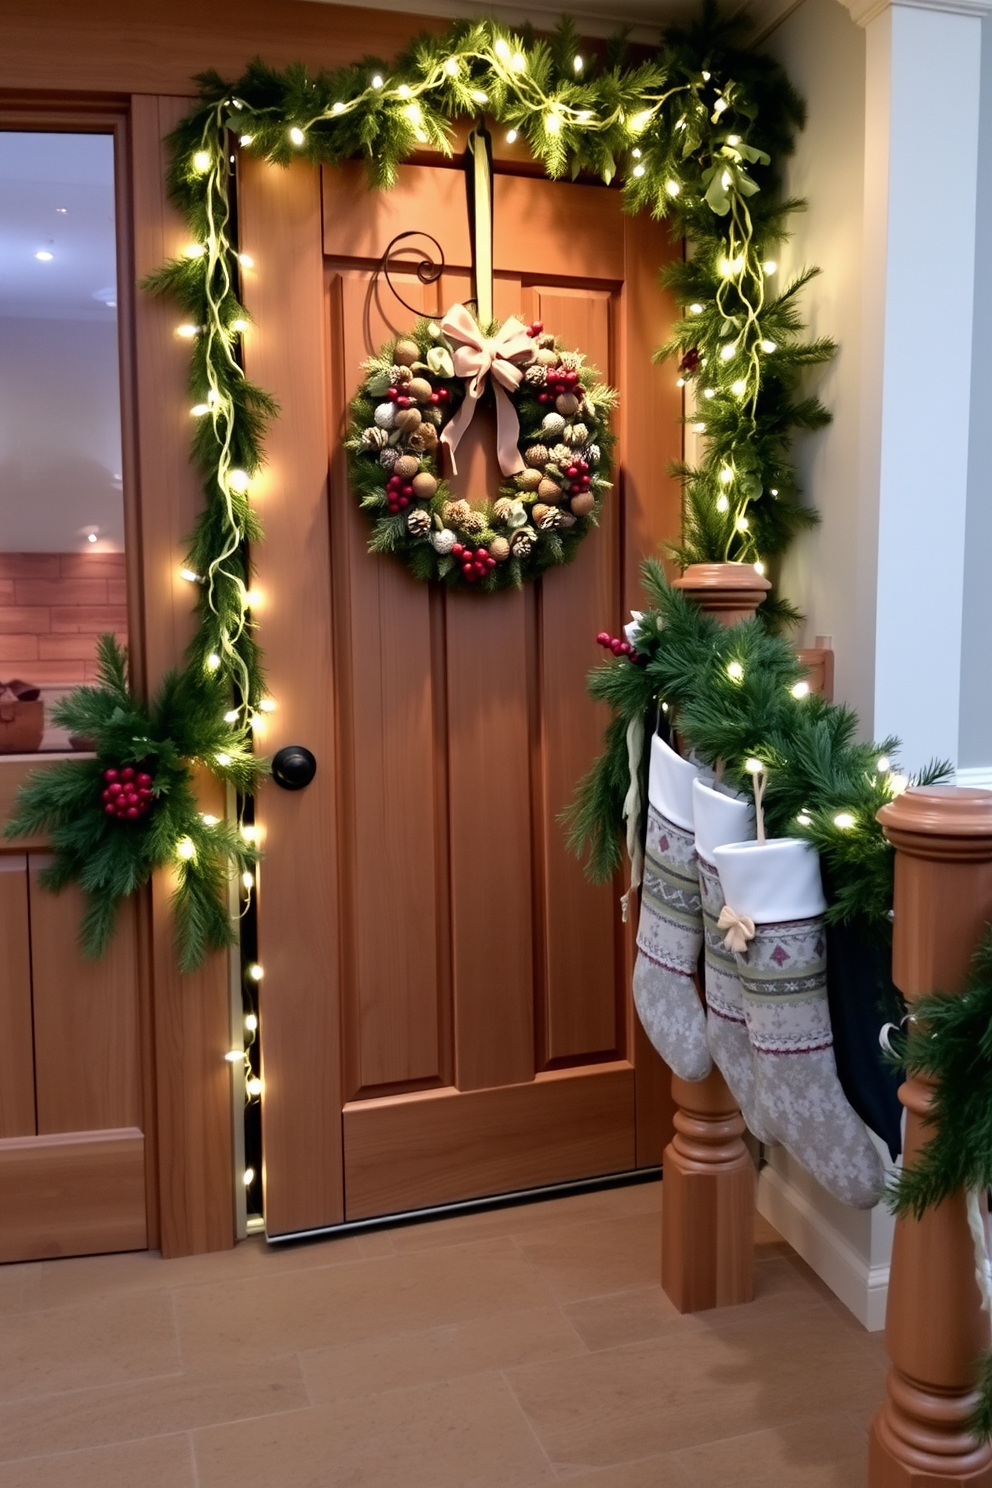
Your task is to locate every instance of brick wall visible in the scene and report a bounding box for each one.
[0,552,127,685]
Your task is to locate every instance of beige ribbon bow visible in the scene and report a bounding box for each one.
[718,904,756,955]
[438,304,533,477]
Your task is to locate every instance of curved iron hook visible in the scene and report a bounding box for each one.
[375,231,446,317]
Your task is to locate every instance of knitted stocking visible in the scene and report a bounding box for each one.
[692,779,773,1143]
[632,735,711,1082]
[712,838,885,1208]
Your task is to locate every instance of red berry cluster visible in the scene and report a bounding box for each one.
[452,543,496,583]
[537,365,582,407]
[524,320,544,338]
[562,457,591,497]
[386,474,414,514]
[101,765,155,821]
[596,631,636,659]
[386,384,450,408]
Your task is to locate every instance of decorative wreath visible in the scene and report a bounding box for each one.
[346,305,617,590]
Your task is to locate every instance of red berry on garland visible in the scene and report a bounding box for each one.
[402,484,414,497]
[596,631,611,646]
[438,387,450,401]
[452,543,464,556]
[610,638,624,655]
[399,496,410,509]
[121,766,134,781]
[137,772,152,789]
[103,767,118,782]
[430,392,440,404]
[680,348,701,375]
[538,392,550,404]
[566,466,578,479]
[387,387,399,401]
[104,803,116,815]
[126,806,140,819]
[532,321,543,335]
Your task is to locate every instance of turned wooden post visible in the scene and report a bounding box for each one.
[870,786,992,1487]
[660,562,770,1311]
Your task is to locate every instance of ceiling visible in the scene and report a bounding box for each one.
[0,132,118,321]
[301,0,796,43]
[0,131,124,553]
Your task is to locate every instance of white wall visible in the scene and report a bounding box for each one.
[762,0,873,731]
[958,13,992,777]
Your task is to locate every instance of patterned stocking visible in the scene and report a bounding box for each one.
[632,735,711,1082]
[692,779,774,1143]
[712,838,885,1208]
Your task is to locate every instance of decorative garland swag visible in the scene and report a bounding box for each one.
[8,5,831,968]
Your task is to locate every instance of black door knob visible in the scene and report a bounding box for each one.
[271,745,317,791]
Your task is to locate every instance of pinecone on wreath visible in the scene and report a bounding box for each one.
[407,508,431,537]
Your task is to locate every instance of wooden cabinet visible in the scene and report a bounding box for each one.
[0,856,147,1261]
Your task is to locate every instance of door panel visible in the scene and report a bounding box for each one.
[0,856,34,1138]
[30,861,141,1134]
[342,1063,635,1220]
[245,155,681,1234]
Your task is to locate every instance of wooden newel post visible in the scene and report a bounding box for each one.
[870,786,992,1487]
[659,562,770,1311]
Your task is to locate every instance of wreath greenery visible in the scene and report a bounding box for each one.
[346,314,616,589]
[3,637,262,972]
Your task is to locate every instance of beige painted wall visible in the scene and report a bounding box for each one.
[762,0,873,732]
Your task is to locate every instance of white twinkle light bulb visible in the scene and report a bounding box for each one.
[727,660,744,682]
[239,253,254,269]
[720,343,735,361]
[224,709,240,723]
[371,74,384,89]
[240,133,254,146]
[762,259,777,275]
[180,567,200,583]
[876,755,891,773]
[246,1078,263,1098]
[225,1049,244,1063]
[215,751,231,766]
[231,318,248,333]
[228,468,250,493]
[444,57,459,76]
[289,126,305,146]
[494,37,511,60]
[332,100,346,114]
[735,514,749,531]
[471,89,488,104]
[761,340,777,353]
[791,681,810,699]
[512,53,526,72]
[754,560,765,575]
[505,129,518,144]
[689,302,703,314]
[573,54,584,72]
[176,836,196,861]
[745,757,763,775]
[193,150,211,172]
[176,323,198,339]
[714,97,728,114]
[632,164,645,178]
[718,466,733,484]
[833,812,856,830]
[545,111,561,134]
[665,180,680,197]
[249,963,264,981]
[731,379,747,395]
[716,494,730,513]
[245,1013,259,1033]
[243,1168,255,1186]
[242,871,254,890]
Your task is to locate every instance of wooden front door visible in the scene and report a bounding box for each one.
[241,151,682,1238]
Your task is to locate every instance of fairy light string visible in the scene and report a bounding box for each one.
[148,11,834,749]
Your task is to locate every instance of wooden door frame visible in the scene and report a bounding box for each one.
[0,92,239,1257]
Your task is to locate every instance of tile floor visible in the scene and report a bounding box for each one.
[0,1179,887,1487]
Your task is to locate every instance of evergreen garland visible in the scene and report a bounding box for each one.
[14,6,834,964]
[564,561,951,939]
[4,638,262,972]
[885,929,992,1440]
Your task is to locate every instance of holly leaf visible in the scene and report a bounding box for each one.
[366,370,391,396]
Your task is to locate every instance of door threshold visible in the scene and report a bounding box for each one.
[262,1166,662,1246]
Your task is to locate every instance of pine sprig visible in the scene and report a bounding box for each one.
[565,562,952,938]
[4,638,263,968]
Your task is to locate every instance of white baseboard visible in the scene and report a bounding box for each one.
[757,1162,891,1331]
[956,766,992,791]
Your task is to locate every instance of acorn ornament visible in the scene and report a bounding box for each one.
[393,338,420,367]
[101,765,155,822]
[570,491,596,518]
[515,469,542,492]
[411,472,437,499]
[393,454,420,481]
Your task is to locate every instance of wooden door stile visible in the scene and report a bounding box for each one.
[238,154,345,1237]
[130,94,235,1255]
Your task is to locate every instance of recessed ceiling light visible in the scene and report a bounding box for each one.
[92,286,117,309]
[87,533,98,544]
[56,207,67,214]
[35,250,53,261]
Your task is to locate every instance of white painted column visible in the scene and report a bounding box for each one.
[840,0,992,772]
